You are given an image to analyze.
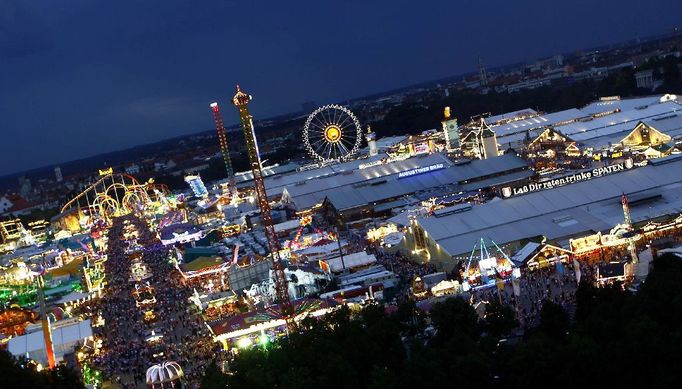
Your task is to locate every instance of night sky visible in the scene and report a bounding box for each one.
[1,0,681,175]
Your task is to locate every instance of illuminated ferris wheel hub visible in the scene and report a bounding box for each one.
[324,126,341,143]
[303,104,362,163]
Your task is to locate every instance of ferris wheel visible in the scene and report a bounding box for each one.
[302,104,363,163]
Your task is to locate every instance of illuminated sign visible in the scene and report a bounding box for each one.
[359,160,384,169]
[503,159,634,197]
[412,142,430,155]
[99,167,113,176]
[398,163,445,179]
[599,96,620,102]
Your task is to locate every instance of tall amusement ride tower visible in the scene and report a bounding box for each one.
[231,85,295,331]
[210,102,238,200]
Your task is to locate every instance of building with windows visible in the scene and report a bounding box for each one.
[441,107,460,151]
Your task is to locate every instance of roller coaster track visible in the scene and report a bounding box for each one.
[60,173,168,219]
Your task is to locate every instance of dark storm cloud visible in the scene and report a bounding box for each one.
[0,0,681,175]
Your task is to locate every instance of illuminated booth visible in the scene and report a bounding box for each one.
[511,240,573,270]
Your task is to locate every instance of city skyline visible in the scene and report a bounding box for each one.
[1,0,681,175]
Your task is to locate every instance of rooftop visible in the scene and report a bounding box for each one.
[324,154,529,212]
[417,154,682,257]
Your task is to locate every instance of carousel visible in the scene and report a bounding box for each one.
[145,361,184,388]
[461,238,517,290]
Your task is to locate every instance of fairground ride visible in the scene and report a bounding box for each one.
[210,102,238,201]
[60,173,170,226]
[302,104,363,164]
[284,216,336,252]
[232,85,295,332]
[463,238,517,289]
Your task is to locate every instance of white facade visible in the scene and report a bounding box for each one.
[54,167,63,182]
[125,164,141,174]
[0,197,13,213]
[8,319,93,365]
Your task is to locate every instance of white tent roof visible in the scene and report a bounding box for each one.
[579,95,665,115]
[273,219,300,233]
[324,251,377,273]
[9,319,92,356]
[486,108,538,125]
[418,154,682,256]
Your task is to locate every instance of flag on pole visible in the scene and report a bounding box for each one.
[512,276,521,297]
[556,259,565,275]
[573,258,581,284]
[494,268,505,290]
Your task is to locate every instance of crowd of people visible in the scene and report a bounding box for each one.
[82,216,224,388]
[359,227,598,328]
[469,261,595,328]
[373,249,438,281]
[67,214,617,387]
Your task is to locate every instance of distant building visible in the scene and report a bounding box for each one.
[1,194,41,217]
[0,196,13,213]
[54,167,63,182]
[366,126,378,156]
[125,164,140,174]
[171,159,210,176]
[441,107,460,151]
[18,176,31,198]
[185,175,208,198]
[635,69,655,90]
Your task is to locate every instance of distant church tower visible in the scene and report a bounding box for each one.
[442,107,460,151]
[366,126,378,156]
[54,166,63,182]
[478,57,489,87]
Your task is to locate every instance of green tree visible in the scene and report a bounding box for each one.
[225,253,682,389]
[429,297,481,343]
[200,362,229,389]
[393,299,426,335]
[538,300,569,339]
[483,300,518,337]
[0,351,84,389]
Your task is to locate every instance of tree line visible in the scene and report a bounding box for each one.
[203,253,682,388]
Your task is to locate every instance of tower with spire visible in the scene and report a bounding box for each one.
[365,125,377,156]
[441,106,460,152]
[478,57,489,88]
